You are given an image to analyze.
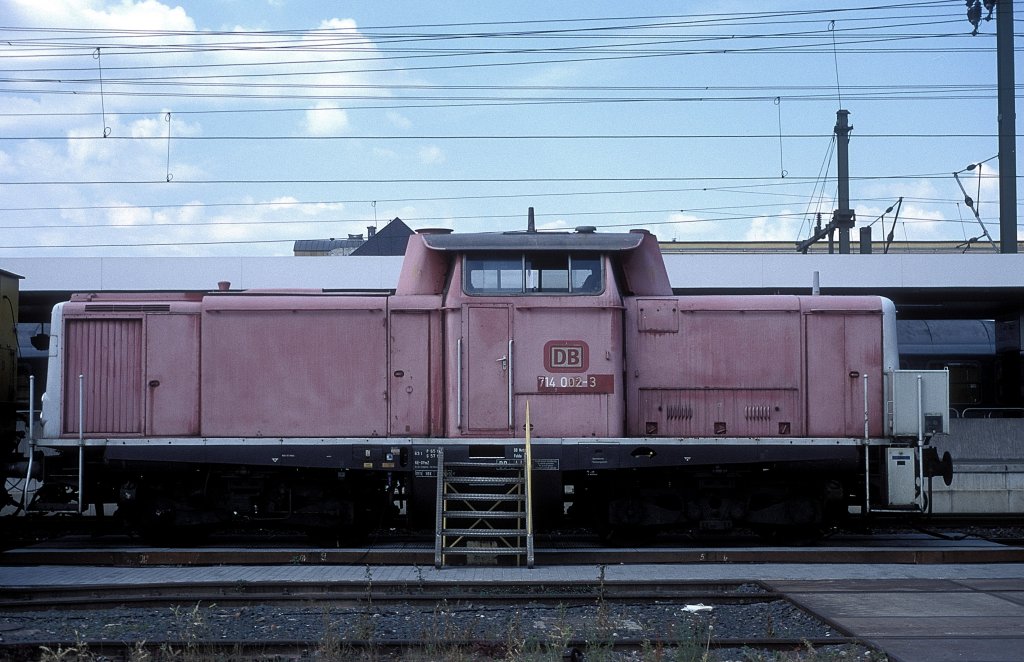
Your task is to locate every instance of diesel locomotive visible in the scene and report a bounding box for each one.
[19,227,953,540]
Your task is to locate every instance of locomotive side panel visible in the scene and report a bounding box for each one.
[463,304,512,434]
[59,298,203,437]
[387,299,442,437]
[512,305,624,438]
[145,313,200,436]
[624,296,804,437]
[62,317,144,435]
[200,295,388,437]
[803,302,885,438]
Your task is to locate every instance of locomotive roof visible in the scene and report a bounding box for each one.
[420,230,646,253]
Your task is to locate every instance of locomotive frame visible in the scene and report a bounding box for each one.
[23,227,952,540]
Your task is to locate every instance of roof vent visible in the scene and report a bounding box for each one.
[575,226,596,234]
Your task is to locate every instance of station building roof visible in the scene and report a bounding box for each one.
[4,238,1024,323]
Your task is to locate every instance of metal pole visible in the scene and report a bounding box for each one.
[997,0,1018,253]
[833,110,855,254]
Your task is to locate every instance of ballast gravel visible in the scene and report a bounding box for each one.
[0,598,886,660]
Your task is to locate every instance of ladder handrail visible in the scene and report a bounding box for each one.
[434,447,444,569]
[434,402,536,569]
[524,401,535,568]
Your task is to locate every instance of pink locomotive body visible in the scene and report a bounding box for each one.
[34,227,950,539]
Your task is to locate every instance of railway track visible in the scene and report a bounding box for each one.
[2,533,1022,661]
[0,579,866,661]
[0,636,865,662]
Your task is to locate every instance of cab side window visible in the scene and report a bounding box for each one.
[464,253,602,295]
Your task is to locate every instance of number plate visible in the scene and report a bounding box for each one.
[536,374,614,394]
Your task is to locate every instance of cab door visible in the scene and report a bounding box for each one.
[805,311,882,437]
[145,313,200,436]
[464,305,512,435]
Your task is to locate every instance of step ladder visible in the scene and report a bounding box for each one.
[434,448,535,568]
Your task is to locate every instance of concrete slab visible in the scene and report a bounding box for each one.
[770,579,969,593]
[833,614,1024,637]
[779,582,1024,662]
[958,579,1024,591]
[877,637,1024,662]
[998,591,1024,607]
[788,591,1023,619]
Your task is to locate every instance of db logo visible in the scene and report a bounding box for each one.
[544,340,588,372]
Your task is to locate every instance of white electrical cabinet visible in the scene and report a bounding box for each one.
[885,447,918,507]
[887,370,950,438]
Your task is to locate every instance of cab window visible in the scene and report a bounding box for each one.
[464,253,602,295]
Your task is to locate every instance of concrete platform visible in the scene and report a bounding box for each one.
[775,578,1024,662]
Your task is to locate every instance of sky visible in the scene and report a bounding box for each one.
[0,0,1018,257]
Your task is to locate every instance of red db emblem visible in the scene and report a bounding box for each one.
[544,340,588,373]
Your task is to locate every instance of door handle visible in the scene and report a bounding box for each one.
[496,355,508,371]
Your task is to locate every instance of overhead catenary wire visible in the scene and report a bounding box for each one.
[0,172,966,186]
[0,2,1007,254]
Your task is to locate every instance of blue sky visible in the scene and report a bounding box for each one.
[0,0,1016,256]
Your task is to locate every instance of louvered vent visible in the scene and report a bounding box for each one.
[84,304,171,313]
[63,319,143,434]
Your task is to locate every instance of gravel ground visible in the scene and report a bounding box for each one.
[0,598,885,661]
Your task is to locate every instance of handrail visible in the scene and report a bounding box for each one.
[916,374,925,512]
[507,339,514,429]
[862,373,869,441]
[78,373,84,515]
[22,375,35,510]
[961,407,1024,419]
[434,446,445,569]
[456,338,462,430]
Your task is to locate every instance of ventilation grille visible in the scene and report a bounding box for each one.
[84,304,171,313]
[63,319,143,434]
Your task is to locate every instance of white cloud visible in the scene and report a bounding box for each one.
[661,212,719,240]
[304,102,350,136]
[418,145,445,165]
[386,112,412,129]
[8,0,195,33]
[744,212,803,241]
[107,205,151,227]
